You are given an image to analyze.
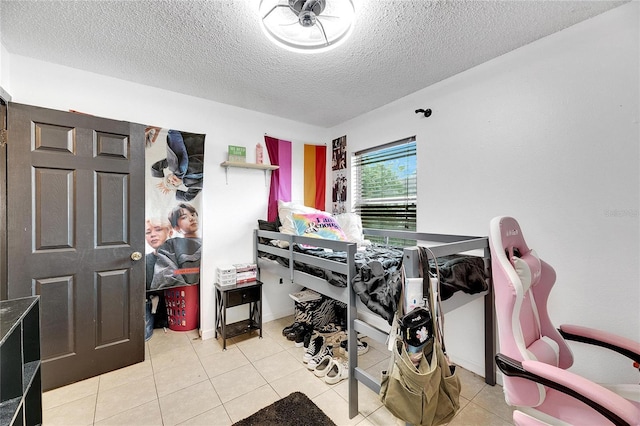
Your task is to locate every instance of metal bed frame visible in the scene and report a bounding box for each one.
[254,228,494,419]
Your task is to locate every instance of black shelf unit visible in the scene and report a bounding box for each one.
[0,296,42,426]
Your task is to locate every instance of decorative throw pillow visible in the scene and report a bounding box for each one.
[277,200,321,235]
[257,219,278,245]
[334,212,365,244]
[291,212,348,241]
[257,219,278,232]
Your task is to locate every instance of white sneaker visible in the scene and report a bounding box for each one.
[312,355,334,377]
[324,357,349,384]
[340,338,369,356]
[303,334,324,363]
[307,345,333,370]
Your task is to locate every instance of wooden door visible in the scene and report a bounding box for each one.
[7,103,146,391]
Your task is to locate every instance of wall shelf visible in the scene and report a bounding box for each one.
[220,161,278,185]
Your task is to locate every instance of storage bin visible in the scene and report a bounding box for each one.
[164,284,199,331]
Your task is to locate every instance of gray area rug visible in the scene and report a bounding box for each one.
[233,392,337,426]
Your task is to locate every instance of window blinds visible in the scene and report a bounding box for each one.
[352,136,417,244]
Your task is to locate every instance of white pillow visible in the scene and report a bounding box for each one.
[334,213,365,244]
[277,200,321,235]
[512,249,541,292]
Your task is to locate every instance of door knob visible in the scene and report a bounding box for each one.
[131,251,142,261]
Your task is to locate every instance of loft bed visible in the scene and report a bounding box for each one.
[253,227,495,419]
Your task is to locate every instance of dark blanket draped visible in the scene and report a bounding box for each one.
[259,243,488,325]
[425,252,489,301]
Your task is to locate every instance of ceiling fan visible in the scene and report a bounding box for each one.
[259,0,355,52]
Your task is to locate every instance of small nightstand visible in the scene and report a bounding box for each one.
[214,280,262,350]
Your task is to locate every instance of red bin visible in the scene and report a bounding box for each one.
[164,284,199,331]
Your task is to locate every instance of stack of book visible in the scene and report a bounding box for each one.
[234,263,257,284]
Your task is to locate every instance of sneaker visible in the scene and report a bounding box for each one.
[312,355,334,377]
[319,328,345,347]
[307,345,333,370]
[340,339,369,356]
[325,357,349,384]
[303,335,324,363]
[303,330,316,349]
[286,323,308,341]
[317,323,341,334]
[282,321,303,336]
[295,325,314,348]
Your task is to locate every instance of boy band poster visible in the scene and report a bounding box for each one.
[144,127,206,293]
[332,135,348,215]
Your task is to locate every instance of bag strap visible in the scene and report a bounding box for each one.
[387,264,406,350]
[418,247,447,350]
[398,264,406,319]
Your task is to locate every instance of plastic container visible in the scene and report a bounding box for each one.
[256,143,264,164]
[163,284,199,331]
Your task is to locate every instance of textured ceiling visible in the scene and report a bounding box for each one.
[0,0,629,127]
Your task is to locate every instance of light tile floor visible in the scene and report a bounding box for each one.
[42,316,514,426]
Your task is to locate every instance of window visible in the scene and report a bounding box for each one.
[352,136,417,246]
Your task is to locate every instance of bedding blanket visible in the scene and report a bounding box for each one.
[425,252,488,301]
[260,243,488,325]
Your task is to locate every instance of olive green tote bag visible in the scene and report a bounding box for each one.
[379,248,461,425]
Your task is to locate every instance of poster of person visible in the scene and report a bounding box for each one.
[332,135,347,214]
[145,127,206,292]
[332,135,347,171]
[332,171,347,214]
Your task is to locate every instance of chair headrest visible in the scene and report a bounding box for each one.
[492,216,530,255]
[512,250,542,291]
[490,216,543,290]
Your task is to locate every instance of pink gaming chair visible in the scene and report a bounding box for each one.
[489,216,640,426]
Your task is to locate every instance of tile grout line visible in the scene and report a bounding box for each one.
[44,319,512,426]
[191,332,228,425]
[193,329,247,424]
[92,376,100,425]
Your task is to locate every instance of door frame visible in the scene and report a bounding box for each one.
[0,88,9,301]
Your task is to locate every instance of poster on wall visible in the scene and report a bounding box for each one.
[332,135,347,214]
[144,127,206,293]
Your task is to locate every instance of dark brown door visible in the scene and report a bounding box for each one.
[7,103,146,391]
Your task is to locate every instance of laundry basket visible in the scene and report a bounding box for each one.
[164,284,199,331]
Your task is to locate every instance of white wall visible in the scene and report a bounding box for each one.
[2,1,638,384]
[3,53,328,339]
[331,2,639,383]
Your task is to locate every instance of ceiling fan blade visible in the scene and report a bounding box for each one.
[262,3,290,19]
[278,20,299,27]
[315,19,329,46]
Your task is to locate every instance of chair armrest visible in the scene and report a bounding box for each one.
[559,324,640,364]
[496,353,639,426]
